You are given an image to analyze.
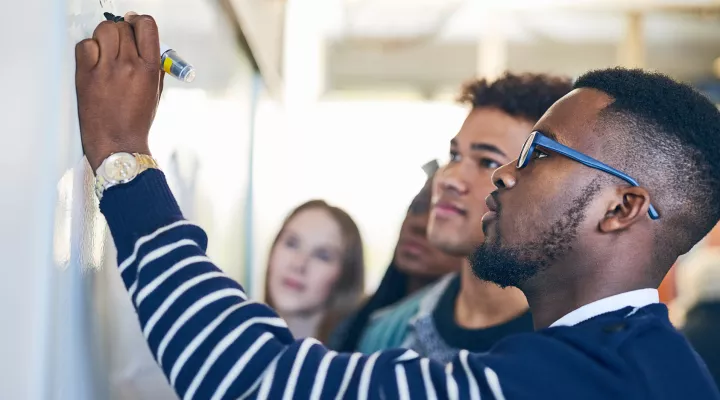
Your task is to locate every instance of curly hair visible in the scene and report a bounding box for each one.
[457,72,573,122]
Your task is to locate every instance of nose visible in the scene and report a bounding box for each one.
[436,164,469,196]
[289,253,311,274]
[492,160,518,190]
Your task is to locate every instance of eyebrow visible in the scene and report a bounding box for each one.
[450,139,507,157]
[283,230,343,250]
[534,128,560,143]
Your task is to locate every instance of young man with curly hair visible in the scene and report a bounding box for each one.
[355,73,574,360]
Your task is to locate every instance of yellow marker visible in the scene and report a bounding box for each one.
[160,44,196,83]
[163,57,173,74]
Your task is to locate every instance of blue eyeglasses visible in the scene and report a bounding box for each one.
[517,131,660,220]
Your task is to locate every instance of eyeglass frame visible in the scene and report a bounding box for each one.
[516,131,660,220]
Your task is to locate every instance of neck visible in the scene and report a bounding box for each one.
[280,310,324,339]
[407,275,437,295]
[455,260,529,329]
[523,251,658,330]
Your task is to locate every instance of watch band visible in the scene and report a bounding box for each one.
[94,153,160,201]
[134,153,160,173]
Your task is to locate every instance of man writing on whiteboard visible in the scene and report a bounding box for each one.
[76,13,720,399]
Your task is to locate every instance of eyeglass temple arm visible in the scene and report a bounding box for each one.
[534,136,660,219]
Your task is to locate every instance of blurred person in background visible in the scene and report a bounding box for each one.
[674,247,720,387]
[330,162,463,351]
[395,161,465,293]
[265,200,365,343]
[356,73,573,362]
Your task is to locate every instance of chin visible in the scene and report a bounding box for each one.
[432,243,464,257]
[429,236,468,257]
[469,242,542,289]
[394,261,418,275]
[271,296,301,312]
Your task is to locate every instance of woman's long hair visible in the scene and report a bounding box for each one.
[333,258,410,351]
[265,200,365,343]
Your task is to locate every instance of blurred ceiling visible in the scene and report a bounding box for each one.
[320,0,720,96]
[328,0,720,41]
[117,0,720,98]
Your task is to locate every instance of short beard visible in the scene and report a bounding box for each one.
[470,179,601,288]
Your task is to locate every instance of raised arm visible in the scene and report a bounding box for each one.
[73,12,450,400]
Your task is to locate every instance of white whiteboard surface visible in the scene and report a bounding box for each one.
[48,0,180,399]
[0,0,108,397]
[2,0,256,397]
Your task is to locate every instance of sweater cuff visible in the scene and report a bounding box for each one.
[100,169,185,258]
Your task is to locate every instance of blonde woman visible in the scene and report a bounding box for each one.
[265,200,365,343]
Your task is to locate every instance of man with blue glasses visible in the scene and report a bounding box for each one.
[79,15,720,399]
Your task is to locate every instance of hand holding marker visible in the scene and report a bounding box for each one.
[104,12,196,83]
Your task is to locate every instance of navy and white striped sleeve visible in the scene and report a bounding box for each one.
[100,170,512,400]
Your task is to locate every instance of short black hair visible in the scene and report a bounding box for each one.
[574,68,720,267]
[458,72,573,122]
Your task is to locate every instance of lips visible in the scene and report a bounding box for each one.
[433,200,467,217]
[482,192,501,233]
[485,191,500,213]
[281,277,305,291]
[399,238,427,255]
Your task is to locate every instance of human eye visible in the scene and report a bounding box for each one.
[448,150,461,163]
[478,158,502,170]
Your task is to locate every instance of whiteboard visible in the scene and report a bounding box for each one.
[47,0,179,399]
[48,0,257,398]
[1,0,256,397]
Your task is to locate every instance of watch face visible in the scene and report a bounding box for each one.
[102,152,139,183]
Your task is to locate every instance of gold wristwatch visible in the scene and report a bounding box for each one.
[94,152,160,201]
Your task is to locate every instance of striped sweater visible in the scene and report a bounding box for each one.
[100,170,720,400]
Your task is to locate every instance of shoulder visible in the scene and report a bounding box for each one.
[537,304,682,355]
[448,320,642,399]
[361,288,426,339]
[357,275,456,353]
[415,273,457,316]
[370,273,457,324]
[526,304,720,399]
[614,304,720,398]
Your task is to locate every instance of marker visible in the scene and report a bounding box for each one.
[103,12,196,83]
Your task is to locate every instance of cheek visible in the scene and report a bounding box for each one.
[267,249,297,300]
[266,261,283,298]
[307,263,342,298]
[501,192,547,244]
[500,168,573,244]
[268,248,290,278]
[502,212,543,246]
[472,173,496,209]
